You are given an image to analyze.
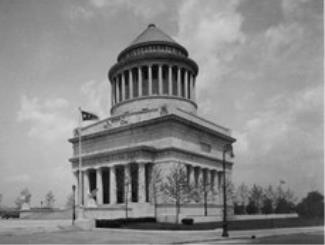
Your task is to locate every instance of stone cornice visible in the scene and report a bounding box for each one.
[68,113,236,144]
[69,145,234,169]
[117,41,189,61]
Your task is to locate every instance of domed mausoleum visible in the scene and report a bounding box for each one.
[69,24,236,225]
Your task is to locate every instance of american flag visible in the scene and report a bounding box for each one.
[81,110,99,121]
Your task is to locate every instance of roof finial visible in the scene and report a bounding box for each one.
[148,23,156,28]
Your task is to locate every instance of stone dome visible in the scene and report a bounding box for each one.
[108,24,199,116]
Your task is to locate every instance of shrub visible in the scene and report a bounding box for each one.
[181,218,194,225]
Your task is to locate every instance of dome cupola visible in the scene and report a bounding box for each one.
[108,24,199,116]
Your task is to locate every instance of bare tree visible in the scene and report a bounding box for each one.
[45,191,55,208]
[65,193,74,209]
[15,188,32,209]
[249,184,264,213]
[235,183,249,207]
[150,165,163,219]
[162,162,191,224]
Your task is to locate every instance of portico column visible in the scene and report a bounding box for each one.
[83,170,90,206]
[210,170,215,191]
[168,65,172,95]
[115,78,120,103]
[129,69,133,99]
[177,67,181,96]
[138,67,142,97]
[121,72,125,101]
[138,163,146,203]
[125,164,132,202]
[96,168,103,205]
[110,166,117,204]
[189,165,195,186]
[158,64,162,95]
[148,65,152,95]
[198,168,203,187]
[185,70,188,99]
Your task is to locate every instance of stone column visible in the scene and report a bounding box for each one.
[189,74,193,100]
[210,170,215,191]
[177,67,181,97]
[138,67,142,97]
[129,69,133,99]
[198,167,203,186]
[111,82,114,106]
[115,78,120,103]
[109,166,116,204]
[83,170,90,206]
[148,65,152,95]
[158,64,162,95]
[192,76,196,101]
[96,168,103,205]
[138,163,146,203]
[185,70,188,99]
[125,164,132,202]
[121,72,125,101]
[168,65,172,95]
[189,165,195,186]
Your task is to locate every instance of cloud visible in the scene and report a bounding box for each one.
[174,0,323,197]
[68,4,94,20]
[175,0,245,114]
[17,95,75,142]
[89,0,167,19]
[4,174,31,183]
[80,80,110,118]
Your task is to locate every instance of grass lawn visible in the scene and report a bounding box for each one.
[97,217,324,230]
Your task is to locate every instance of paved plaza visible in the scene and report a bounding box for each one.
[0,220,323,244]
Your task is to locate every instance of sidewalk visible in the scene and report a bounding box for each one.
[176,226,324,244]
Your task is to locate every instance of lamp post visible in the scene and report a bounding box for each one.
[222,144,234,237]
[72,185,76,225]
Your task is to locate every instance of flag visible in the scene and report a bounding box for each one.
[81,110,99,121]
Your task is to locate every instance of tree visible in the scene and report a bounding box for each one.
[162,163,191,224]
[274,185,296,213]
[249,184,264,213]
[246,199,258,214]
[261,198,274,214]
[65,193,74,209]
[296,191,324,218]
[234,183,249,214]
[15,188,32,209]
[263,185,276,211]
[150,165,163,219]
[275,198,295,213]
[45,191,55,208]
[195,173,218,216]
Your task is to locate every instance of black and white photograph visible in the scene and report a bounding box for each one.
[0,0,323,244]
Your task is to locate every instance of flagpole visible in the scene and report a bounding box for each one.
[78,107,83,217]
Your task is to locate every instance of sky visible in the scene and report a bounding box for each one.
[0,0,323,208]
